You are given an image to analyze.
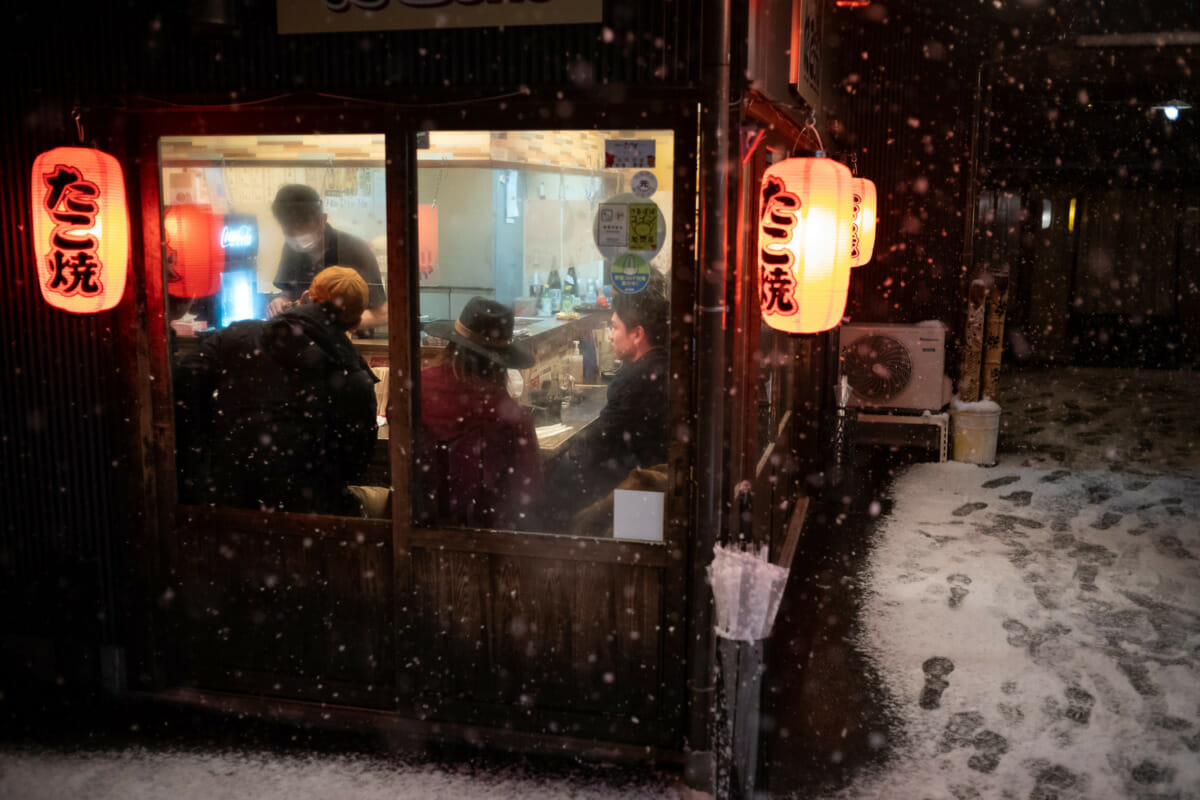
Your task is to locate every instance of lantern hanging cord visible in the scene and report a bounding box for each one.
[803,115,825,152]
[72,107,85,145]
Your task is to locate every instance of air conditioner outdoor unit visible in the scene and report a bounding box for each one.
[838,321,952,412]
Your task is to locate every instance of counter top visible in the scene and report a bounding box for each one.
[510,310,609,341]
[534,384,607,458]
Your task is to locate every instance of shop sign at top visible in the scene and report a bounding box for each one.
[280,0,601,33]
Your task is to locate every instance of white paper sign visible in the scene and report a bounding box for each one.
[596,203,629,248]
[604,139,657,169]
[613,489,665,542]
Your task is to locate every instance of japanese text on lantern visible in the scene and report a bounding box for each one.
[30,146,128,314]
[759,174,800,316]
[41,165,104,298]
[849,189,863,264]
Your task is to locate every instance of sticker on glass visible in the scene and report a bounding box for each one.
[604,139,656,169]
[630,170,658,198]
[593,194,666,261]
[595,202,629,249]
[611,253,650,294]
[628,203,659,252]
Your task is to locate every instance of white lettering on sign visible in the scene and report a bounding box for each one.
[220,225,255,249]
[324,0,550,10]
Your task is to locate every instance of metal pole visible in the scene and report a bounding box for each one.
[686,0,733,793]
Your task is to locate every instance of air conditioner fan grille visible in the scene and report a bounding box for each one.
[842,334,914,400]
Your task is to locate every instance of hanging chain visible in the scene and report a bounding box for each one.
[800,114,825,153]
[431,166,444,209]
[72,107,85,145]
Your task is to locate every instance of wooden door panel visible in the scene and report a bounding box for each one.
[174,513,394,704]
[411,547,665,741]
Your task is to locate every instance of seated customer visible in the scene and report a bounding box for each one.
[174,267,378,515]
[552,268,670,516]
[417,297,542,529]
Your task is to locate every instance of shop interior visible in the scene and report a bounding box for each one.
[162,129,676,536]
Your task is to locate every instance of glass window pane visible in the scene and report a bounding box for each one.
[166,134,392,518]
[414,130,674,538]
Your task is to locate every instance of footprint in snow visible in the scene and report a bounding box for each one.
[1090,511,1123,530]
[952,502,988,517]
[1131,760,1174,786]
[1063,686,1094,725]
[982,475,1021,489]
[940,710,984,750]
[968,729,1009,774]
[947,573,972,608]
[1073,563,1098,592]
[1000,489,1033,506]
[1154,535,1195,560]
[994,513,1045,529]
[1040,470,1071,484]
[1029,763,1081,800]
[920,656,955,710]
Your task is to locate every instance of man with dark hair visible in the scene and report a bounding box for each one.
[175,267,379,516]
[267,184,388,331]
[554,267,670,512]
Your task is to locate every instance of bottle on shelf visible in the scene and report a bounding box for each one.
[537,271,551,315]
[548,268,563,313]
[565,340,585,387]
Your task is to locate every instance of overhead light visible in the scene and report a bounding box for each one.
[1152,101,1191,121]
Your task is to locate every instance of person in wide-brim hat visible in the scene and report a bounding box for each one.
[423,296,535,370]
[418,296,542,530]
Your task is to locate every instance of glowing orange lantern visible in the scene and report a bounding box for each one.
[164,204,224,298]
[418,203,438,278]
[850,178,877,267]
[30,146,129,314]
[758,155,855,334]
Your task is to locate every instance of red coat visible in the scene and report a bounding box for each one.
[417,364,543,529]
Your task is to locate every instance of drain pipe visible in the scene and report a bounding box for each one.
[686,0,733,791]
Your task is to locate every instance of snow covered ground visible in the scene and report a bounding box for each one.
[820,368,1200,800]
[0,746,680,799]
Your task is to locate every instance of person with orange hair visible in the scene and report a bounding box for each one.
[175,266,378,515]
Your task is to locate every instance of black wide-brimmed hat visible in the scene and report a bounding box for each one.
[424,296,535,370]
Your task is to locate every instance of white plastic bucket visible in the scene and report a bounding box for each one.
[952,407,1001,465]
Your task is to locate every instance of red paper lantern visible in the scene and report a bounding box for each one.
[30,146,129,314]
[164,204,224,298]
[850,178,878,267]
[418,203,438,278]
[758,155,856,334]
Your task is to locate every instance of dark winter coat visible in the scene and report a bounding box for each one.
[273,223,387,311]
[552,346,669,513]
[174,302,378,515]
[416,363,543,529]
